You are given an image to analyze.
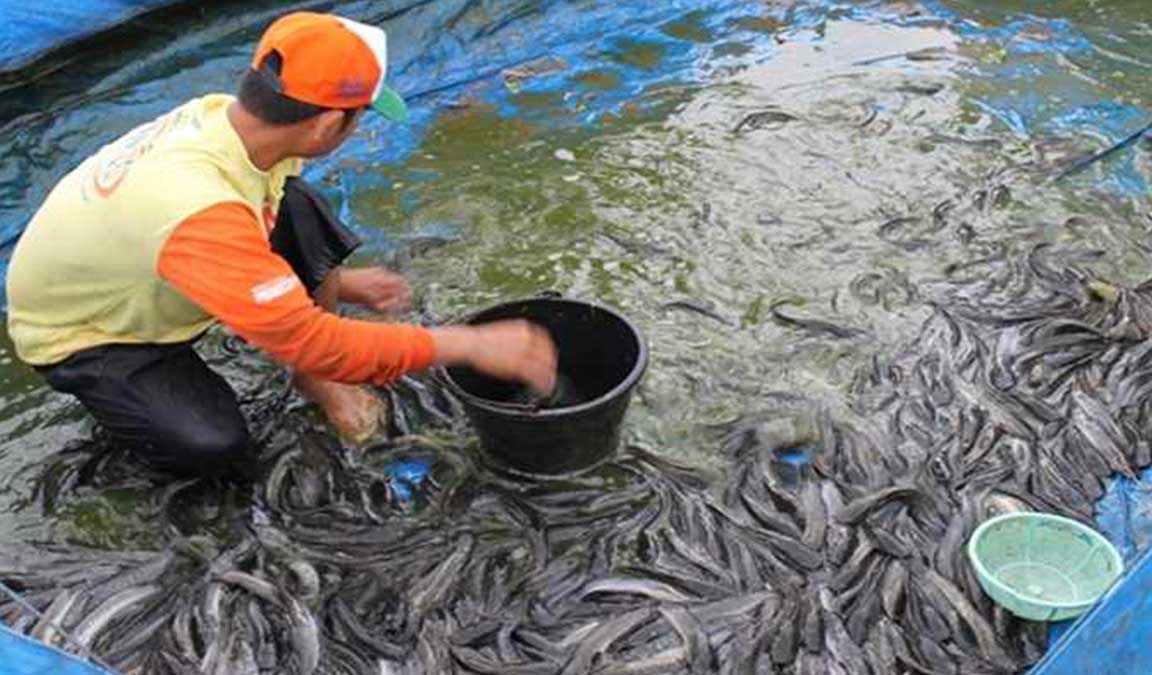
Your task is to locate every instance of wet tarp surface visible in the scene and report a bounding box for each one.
[0,1,180,73]
[1035,468,1152,674]
[0,625,111,675]
[2,0,1151,266]
[1033,545,1152,675]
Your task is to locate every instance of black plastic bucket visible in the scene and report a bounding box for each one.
[441,296,648,477]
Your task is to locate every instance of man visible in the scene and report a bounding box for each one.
[5,12,556,479]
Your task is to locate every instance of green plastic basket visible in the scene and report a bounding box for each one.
[967,512,1124,622]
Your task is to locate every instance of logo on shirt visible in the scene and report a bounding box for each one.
[88,109,194,199]
[251,274,299,304]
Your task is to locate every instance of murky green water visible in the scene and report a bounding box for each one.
[0,0,1150,552]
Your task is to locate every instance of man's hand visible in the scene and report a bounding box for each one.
[338,267,412,314]
[431,320,558,395]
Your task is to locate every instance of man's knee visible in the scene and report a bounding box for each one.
[149,417,254,479]
[42,342,257,480]
[182,422,250,460]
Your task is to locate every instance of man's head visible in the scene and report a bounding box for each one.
[237,13,408,158]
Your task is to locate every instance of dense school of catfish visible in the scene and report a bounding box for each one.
[1,216,1149,673]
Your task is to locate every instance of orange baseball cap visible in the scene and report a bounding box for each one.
[252,12,408,121]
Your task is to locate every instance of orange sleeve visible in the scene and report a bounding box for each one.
[157,202,436,385]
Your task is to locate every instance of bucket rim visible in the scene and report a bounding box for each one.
[438,295,649,420]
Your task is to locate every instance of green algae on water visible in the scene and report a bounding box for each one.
[661,10,717,44]
[608,39,667,71]
[570,69,623,91]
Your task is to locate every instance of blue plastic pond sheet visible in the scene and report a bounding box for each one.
[0,625,112,675]
[1032,517,1152,674]
[1,0,1149,267]
[1031,467,1152,674]
[1092,468,1152,565]
[0,1,179,73]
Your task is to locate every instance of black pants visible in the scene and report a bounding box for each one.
[38,178,360,479]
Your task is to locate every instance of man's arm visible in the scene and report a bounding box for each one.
[158,201,436,385]
[157,202,555,392]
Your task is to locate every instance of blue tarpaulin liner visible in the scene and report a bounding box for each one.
[1,1,1152,672]
[0,624,111,675]
[1032,544,1152,675]
[1,0,1148,263]
[1032,468,1152,674]
[0,2,181,73]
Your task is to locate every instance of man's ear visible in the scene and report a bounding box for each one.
[310,109,349,141]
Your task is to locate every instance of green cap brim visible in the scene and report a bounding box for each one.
[371,83,409,122]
